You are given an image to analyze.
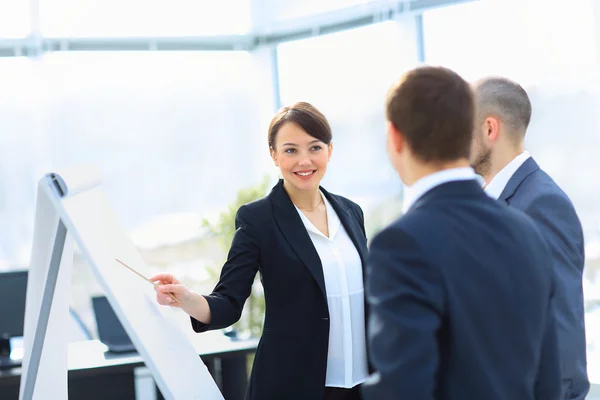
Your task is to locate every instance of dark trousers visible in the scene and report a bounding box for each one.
[323,385,362,400]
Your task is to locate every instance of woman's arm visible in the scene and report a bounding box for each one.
[152,204,261,332]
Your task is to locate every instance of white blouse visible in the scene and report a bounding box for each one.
[294,193,369,388]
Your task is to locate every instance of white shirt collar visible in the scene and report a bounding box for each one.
[484,151,530,200]
[402,167,483,214]
[294,191,340,240]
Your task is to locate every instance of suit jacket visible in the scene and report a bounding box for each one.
[361,179,561,400]
[191,179,369,400]
[498,157,588,399]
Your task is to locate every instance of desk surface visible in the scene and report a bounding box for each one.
[70,337,258,371]
[0,332,258,381]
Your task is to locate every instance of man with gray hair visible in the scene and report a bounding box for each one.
[471,76,588,399]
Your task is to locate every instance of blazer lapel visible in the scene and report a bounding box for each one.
[498,157,540,204]
[269,180,327,299]
[321,188,368,271]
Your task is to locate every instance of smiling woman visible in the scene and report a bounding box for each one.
[151,101,371,400]
[268,102,333,206]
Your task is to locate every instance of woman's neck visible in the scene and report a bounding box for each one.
[283,180,322,210]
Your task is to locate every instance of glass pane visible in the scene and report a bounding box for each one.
[41,0,252,36]
[0,52,275,332]
[278,20,420,235]
[423,1,533,83]
[40,51,268,227]
[424,0,600,384]
[0,0,30,38]
[423,0,596,84]
[257,0,375,24]
[0,58,41,267]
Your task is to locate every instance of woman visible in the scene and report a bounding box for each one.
[151,102,369,400]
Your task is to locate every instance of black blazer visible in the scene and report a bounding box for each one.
[191,179,369,400]
[362,180,561,400]
[499,158,588,399]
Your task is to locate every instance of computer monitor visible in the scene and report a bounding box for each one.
[92,296,135,353]
[0,270,27,360]
[0,270,28,339]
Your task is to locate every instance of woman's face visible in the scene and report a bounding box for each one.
[270,122,332,193]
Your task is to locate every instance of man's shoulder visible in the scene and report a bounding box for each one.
[513,168,580,222]
[500,203,546,235]
[384,203,466,246]
[393,206,443,233]
[402,193,539,239]
[516,167,572,204]
[376,196,546,265]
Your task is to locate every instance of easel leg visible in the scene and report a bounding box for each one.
[21,220,67,400]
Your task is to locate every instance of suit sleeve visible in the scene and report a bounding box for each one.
[191,205,260,332]
[535,277,562,400]
[524,193,584,271]
[525,193,587,397]
[361,225,444,400]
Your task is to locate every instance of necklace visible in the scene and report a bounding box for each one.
[297,197,323,212]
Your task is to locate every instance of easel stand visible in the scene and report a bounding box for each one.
[19,167,223,400]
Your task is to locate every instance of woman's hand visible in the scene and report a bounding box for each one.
[149,273,211,324]
[150,273,191,308]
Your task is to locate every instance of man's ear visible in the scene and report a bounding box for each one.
[485,116,500,143]
[387,121,404,154]
[270,146,279,166]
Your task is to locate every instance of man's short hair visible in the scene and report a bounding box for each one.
[386,66,474,162]
[473,77,532,136]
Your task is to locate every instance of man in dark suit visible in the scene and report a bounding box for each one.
[361,66,561,400]
[471,76,588,399]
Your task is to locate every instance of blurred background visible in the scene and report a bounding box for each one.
[1,0,600,387]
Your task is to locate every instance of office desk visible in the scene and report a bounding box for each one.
[0,333,258,400]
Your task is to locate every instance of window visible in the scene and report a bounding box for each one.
[39,51,268,225]
[0,51,275,333]
[256,0,375,24]
[40,0,252,37]
[424,0,600,383]
[422,1,533,83]
[278,20,420,234]
[0,0,29,37]
[0,58,43,267]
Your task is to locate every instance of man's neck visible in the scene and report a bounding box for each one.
[484,148,525,185]
[406,159,470,186]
